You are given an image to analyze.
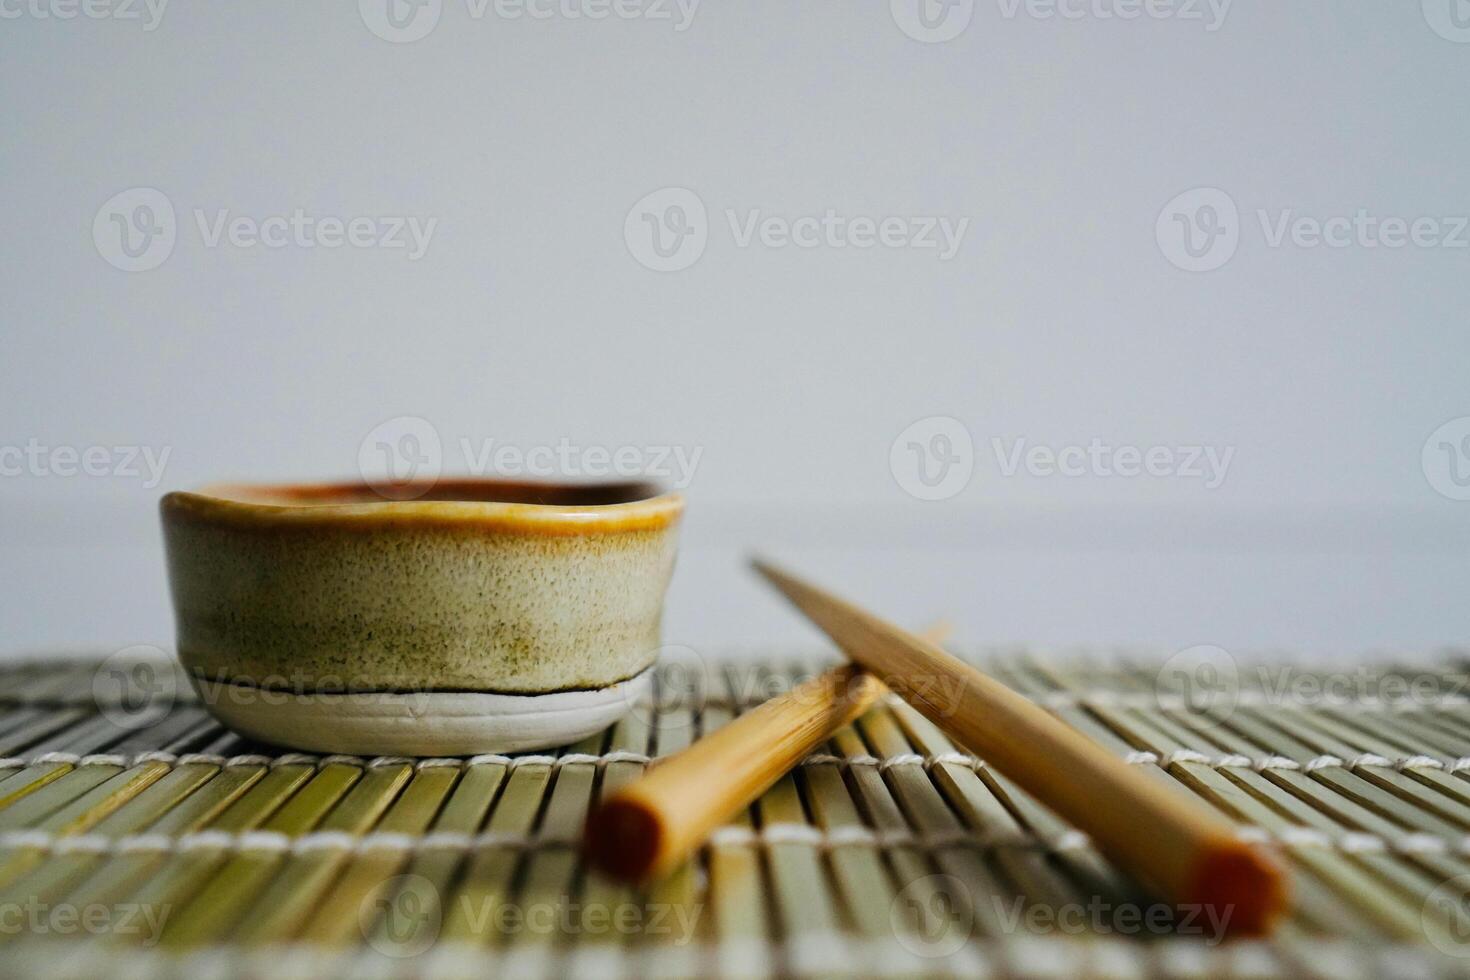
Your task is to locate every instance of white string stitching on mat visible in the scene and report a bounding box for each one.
[465,753,547,767]
[1336,832,1388,854]
[803,752,988,770]
[52,835,112,855]
[0,940,1305,980]
[804,753,874,766]
[1273,826,1334,849]
[1050,689,1470,711]
[1396,832,1454,854]
[808,748,1457,773]
[0,750,656,771]
[0,747,1461,774]
[118,833,173,854]
[824,825,881,847]
[21,935,1466,978]
[412,831,471,850]
[12,824,1464,859]
[357,832,419,852]
[235,831,290,852]
[0,830,51,849]
[179,830,234,851]
[292,831,357,853]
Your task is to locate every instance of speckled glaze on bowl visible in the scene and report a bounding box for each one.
[160,479,683,754]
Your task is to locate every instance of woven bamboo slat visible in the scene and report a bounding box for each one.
[2,652,1470,977]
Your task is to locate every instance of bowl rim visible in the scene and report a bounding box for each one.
[161,478,684,535]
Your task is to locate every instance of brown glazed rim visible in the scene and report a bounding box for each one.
[161,479,684,536]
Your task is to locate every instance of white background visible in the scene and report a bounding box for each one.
[2,1,1468,662]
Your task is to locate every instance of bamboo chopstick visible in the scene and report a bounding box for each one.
[584,626,950,884]
[748,558,1289,937]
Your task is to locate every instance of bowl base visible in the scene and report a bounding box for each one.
[192,668,651,756]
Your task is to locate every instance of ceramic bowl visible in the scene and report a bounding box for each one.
[160,479,683,755]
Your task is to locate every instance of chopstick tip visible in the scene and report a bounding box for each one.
[585,795,664,885]
[1190,840,1290,937]
[747,554,793,588]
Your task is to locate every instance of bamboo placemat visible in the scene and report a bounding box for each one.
[3,651,1470,978]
